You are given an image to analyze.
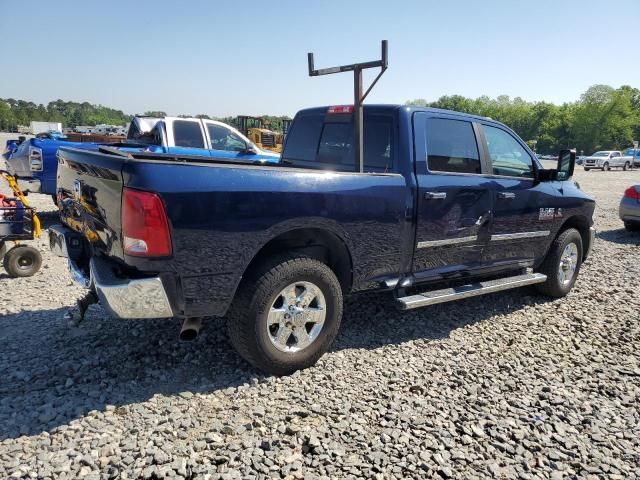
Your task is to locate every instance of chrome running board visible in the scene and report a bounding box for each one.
[396,273,547,310]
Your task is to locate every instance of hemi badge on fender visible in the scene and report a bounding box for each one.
[539,207,562,221]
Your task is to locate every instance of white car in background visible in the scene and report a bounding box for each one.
[583,151,631,171]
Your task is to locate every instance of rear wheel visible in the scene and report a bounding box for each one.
[227,255,343,375]
[3,245,42,278]
[624,221,640,232]
[623,161,630,171]
[536,228,582,298]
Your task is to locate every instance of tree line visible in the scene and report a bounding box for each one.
[2,84,638,153]
[0,99,132,131]
[407,85,640,154]
[0,100,292,135]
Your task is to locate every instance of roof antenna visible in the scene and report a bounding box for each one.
[307,40,388,173]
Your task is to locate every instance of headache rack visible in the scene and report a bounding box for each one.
[307,40,388,173]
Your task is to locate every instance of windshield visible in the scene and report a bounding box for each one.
[591,152,609,157]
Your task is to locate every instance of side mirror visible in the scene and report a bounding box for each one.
[556,149,575,181]
[243,144,259,155]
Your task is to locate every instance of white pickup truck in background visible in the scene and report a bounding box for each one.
[583,150,632,171]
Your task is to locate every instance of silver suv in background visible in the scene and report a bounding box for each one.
[583,151,630,171]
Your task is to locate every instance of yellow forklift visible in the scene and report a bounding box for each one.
[235,116,292,153]
[0,171,42,277]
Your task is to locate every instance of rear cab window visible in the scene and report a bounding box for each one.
[282,109,395,173]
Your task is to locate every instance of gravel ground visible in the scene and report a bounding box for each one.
[0,164,639,479]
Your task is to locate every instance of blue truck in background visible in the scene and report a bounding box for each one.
[49,104,595,375]
[3,135,101,200]
[2,117,279,199]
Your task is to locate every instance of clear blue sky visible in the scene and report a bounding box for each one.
[1,0,638,117]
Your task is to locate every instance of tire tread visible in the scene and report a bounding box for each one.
[227,254,342,375]
[535,228,582,298]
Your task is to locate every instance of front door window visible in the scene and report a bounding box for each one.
[483,125,534,178]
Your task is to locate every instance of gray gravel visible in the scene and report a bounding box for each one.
[1,167,639,479]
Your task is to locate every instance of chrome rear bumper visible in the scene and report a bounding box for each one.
[48,225,173,319]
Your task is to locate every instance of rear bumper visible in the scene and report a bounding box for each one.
[48,224,174,319]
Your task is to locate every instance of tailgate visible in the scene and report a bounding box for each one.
[57,147,126,259]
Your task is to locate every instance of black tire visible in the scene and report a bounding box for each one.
[3,245,42,278]
[51,194,58,206]
[584,168,590,171]
[535,228,582,298]
[623,162,630,171]
[227,255,343,375]
[603,162,610,171]
[624,221,640,232]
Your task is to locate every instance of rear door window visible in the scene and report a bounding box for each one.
[425,118,481,174]
[173,120,205,148]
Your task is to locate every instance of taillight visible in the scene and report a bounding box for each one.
[623,186,640,202]
[29,147,43,171]
[122,188,172,257]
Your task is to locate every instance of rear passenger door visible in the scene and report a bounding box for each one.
[165,119,210,156]
[412,113,493,280]
[478,123,549,265]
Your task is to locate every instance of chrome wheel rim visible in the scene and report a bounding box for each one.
[558,242,578,286]
[267,281,326,353]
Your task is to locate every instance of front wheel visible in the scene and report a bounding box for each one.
[536,228,583,298]
[623,162,630,171]
[3,245,42,278]
[603,162,610,171]
[584,168,590,171]
[227,255,343,375]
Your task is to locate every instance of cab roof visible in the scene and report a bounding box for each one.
[295,104,503,126]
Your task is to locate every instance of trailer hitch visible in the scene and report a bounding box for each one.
[64,290,99,326]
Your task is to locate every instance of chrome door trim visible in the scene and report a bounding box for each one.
[417,235,478,249]
[490,230,550,241]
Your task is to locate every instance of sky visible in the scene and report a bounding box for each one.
[1,0,638,117]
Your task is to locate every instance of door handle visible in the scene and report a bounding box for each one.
[498,192,516,199]
[424,191,447,200]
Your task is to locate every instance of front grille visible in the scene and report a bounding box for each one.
[261,133,276,148]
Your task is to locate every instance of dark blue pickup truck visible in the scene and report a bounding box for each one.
[49,105,595,374]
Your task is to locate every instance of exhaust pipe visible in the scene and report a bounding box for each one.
[180,317,202,341]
